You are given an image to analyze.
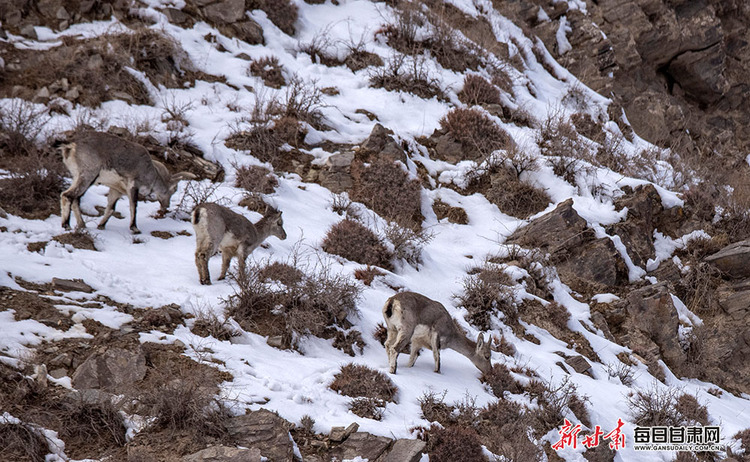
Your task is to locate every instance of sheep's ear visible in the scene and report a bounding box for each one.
[477,333,485,348]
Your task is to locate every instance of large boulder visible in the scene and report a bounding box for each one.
[226,409,294,462]
[625,283,685,370]
[183,446,262,462]
[356,124,406,163]
[705,239,750,278]
[71,347,147,393]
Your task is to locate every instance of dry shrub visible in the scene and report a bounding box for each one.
[280,76,325,129]
[137,364,230,439]
[458,74,501,106]
[322,219,394,270]
[384,222,432,267]
[483,169,551,218]
[528,377,586,436]
[373,322,388,346]
[0,160,65,220]
[675,259,723,316]
[349,397,385,421]
[344,50,384,72]
[627,385,709,427]
[53,397,127,458]
[330,363,397,402]
[570,112,603,142]
[351,158,423,229]
[192,309,241,341]
[354,266,385,286]
[248,56,286,89]
[539,113,591,184]
[481,363,523,396]
[432,199,468,224]
[479,400,540,462]
[456,263,517,330]
[419,391,456,426]
[734,429,750,455]
[0,422,48,462]
[226,116,304,166]
[369,53,445,100]
[425,425,486,462]
[235,165,278,194]
[247,0,298,35]
[226,259,361,352]
[0,99,49,158]
[440,108,512,159]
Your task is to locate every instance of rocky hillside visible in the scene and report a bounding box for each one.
[1,0,750,461]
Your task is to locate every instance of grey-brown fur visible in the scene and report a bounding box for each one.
[59,131,195,234]
[191,203,287,285]
[382,291,492,374]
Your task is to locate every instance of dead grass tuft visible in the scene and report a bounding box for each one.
[0,422,49,462]
[440,108,512,159]
[248,56,286,89]
[322,219,394,270]
[627,385,709,427]
[330,363,397,402]
[456,263,517,330]
[425,425,486,462]
[349,397,386,421]
[458,74,501,106]
[350,158,423,229]
[235,165,278,195]
[52,230,97,251]
[226,259,362,352]
[369,53,445,100]
[481,363,523,396]
[432,199,469,224]
[354,266,385,286]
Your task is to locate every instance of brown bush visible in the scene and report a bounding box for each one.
[330,364,397,402]
[0,163,65,220]
[349,397,385,421]
[458,74,501,106]
[53,397,127,458]
[734,428,750,455]
[484,170,551,218]
[426,425,486,462]
[481,363,523,396]
[354,266,385,286]
[0,100,49,158]
[344,50,384,71]
[456,263,516,330]
[137,364,230,438]
[351,158,423,229]
[440,108,511,158]
[247,0,298,35]
[384,222,432,266]
[528,378,585,436]
[226,259,361,352]
[0,422,49,462]
[322,219,394,270]
[432,199,468,224]
[627,385,709,427]
[235,165,278,194]
[372,322,388,346]
[479,400,540,462]
[248,56,286,89]
[539,114,591,184]
[369,53,445,100]
[192,309,241,341]
[52,231,97,251]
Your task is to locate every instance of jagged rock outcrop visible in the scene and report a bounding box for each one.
[705,239,750,278]
[507,199,629,292]
[226,409,295,462]
[495,0,750,163]
[71,347,147,393]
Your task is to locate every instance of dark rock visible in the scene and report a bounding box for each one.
[52,277,94,293]
[705,239,750,278]
[71,347,147,393]
[183,446,262,462]
[336,432,391,461]
[357,124,405,163]
[558,238,629,290]
[565,355,592,373]
[201,0,245,24]
[380,439,426,462]
[220,20,264,45]
[226,409,294,462]
[668,43,730,104]
[507,199,593,254]
[432,133,465,163]
[717,279,750,322]
[625,283,685,369]
[164,7,192,25]
[314,152,354,193]
[329,422,358,442]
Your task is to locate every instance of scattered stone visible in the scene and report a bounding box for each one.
[202,0,245,25]
[380,439,426,462]
[164,7,192,25]
[357,124,406,163]
[72,347,147,393]
[565,355,592,374]
[336,432,392,461]
[33,86,51,103]
[330,422,359,442]
[183,446,262,462]
[52,277,94,293]
[266,335,284,348]
[705,239,750,279]
[226,409,294,462]
[20,24,37,39]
